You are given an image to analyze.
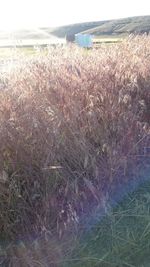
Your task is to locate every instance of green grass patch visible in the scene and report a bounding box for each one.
[63,180,150,267]
[0,46,49,59]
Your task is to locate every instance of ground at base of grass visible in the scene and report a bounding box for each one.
[63,179,150,267]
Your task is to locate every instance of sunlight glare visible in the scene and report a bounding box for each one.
[0,0,149,32]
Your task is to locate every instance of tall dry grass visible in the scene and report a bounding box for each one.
[0,35,150,265]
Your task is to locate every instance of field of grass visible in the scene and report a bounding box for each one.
[63,179,150,267]
[0,47,37,59]
[1,179,150,266]
[93,35,123,45]
[0,35,126,58]
[0,36,149,266]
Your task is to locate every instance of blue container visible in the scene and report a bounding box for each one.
[75,34,93,48]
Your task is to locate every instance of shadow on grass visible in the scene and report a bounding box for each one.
[63,176,150,267]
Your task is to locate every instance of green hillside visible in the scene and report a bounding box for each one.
[41,21,108,38]
[47,15,150,37]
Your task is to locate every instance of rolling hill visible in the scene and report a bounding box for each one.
[41,21,108,38]
[46,15,150,37]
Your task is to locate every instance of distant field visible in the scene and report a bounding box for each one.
[0,47,36,58]
[93,34,124,44]
[0,34,124,57]
[0,37,121,59]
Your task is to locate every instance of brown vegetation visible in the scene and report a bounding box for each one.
[0,35,149,266]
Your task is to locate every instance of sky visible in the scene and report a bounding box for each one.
[0,0,150,30]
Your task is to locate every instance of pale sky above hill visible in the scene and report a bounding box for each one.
[0,0,150,30]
